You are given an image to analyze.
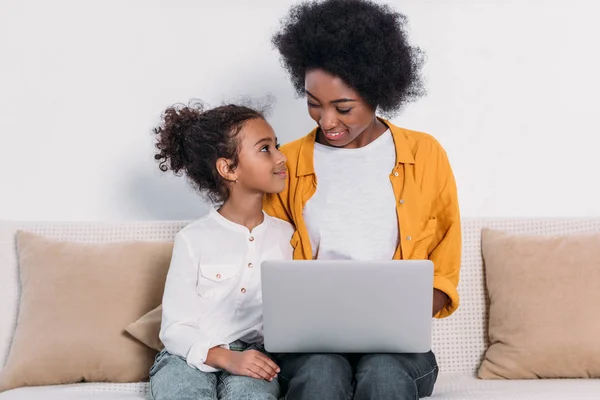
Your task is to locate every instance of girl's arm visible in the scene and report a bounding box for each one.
[205,347,279,381]
[159,233,228,372]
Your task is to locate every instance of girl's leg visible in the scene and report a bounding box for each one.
[217,343,280,400]
[218,371,280,400]
[150,349,218,400]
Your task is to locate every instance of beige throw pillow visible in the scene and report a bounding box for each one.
[125,305,164,352]
[478,229,600,379]
[0,231,173,392]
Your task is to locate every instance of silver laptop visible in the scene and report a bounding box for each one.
[260,260,433,353]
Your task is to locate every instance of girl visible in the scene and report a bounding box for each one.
[264,0,461,399]
[149,101,292,400]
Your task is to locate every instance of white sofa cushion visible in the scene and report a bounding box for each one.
[0,382,148,400]
[3,374,600,400]
[433,374,600,399]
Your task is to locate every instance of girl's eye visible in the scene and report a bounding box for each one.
[337,108,352,114]
[307,102,320,108]
[260,143,280,152]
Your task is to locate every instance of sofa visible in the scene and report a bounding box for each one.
[1,218,599,399]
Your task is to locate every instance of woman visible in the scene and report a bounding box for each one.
[264,0,461,399]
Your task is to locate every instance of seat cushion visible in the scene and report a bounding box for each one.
[0,382,149,399]
[2,375,600,399]
[434,374,600,399]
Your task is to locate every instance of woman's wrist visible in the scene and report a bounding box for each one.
[432,288,449,317]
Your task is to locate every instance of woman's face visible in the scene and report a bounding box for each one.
[305,68,381,148]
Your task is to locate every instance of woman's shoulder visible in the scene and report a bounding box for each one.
[386,121,450,162]
[279,135,306,154]
[279,128,317,157]
[276,128,318,178]
[386,120,442,147]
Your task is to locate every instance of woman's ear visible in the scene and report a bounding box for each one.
[216,158,238,183]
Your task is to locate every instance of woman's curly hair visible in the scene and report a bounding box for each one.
[154,101,264,204]
[272,0,425,116]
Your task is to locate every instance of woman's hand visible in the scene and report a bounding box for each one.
[432,289,449,317]
[208,347,280,381]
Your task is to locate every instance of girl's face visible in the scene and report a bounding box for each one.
[305,68,382,149]
[234,118,287,194]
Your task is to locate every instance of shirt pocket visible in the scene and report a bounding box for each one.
[196,263,239,299]
[411,218,438,259]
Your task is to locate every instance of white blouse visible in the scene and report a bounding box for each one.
[159,209,294,372]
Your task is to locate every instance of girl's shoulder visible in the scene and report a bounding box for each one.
[174,212,217,239]
[264,214,295,236]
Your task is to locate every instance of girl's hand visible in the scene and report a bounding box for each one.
[222,349,280,381]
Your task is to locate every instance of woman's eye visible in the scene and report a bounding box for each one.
[275,143,281,150]
[337,108,352,114]
[307,102,320,108]
[260,145,269,152]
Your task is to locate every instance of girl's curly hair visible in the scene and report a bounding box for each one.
[154,101,264,204]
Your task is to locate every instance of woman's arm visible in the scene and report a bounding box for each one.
[432,289,450,317]
[429,146,462,318]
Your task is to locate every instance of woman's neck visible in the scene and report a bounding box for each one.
[354,117,388,148]
[218,193,265,232]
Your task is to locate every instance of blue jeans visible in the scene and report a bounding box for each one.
[150,342,280,400]
[276,351,438,400]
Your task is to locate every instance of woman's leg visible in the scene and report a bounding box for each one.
[150,349,218,400]
[353,351,438,400]
[278,353,353,400]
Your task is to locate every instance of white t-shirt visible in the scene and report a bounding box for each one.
[303,129,399,260]
[159,209,294,372]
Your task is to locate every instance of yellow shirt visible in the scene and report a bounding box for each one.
[264,119,461,318]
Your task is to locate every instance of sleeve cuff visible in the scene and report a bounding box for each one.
[433,274,459,319]
[187,341,230,373]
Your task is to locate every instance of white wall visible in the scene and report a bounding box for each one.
[1,0,599,221]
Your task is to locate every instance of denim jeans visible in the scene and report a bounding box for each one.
[150,341,280,400]
[276,351,438,400]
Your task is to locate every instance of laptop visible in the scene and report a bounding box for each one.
[260,260,433,353]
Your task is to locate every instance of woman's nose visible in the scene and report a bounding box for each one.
[319,109,338,131]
